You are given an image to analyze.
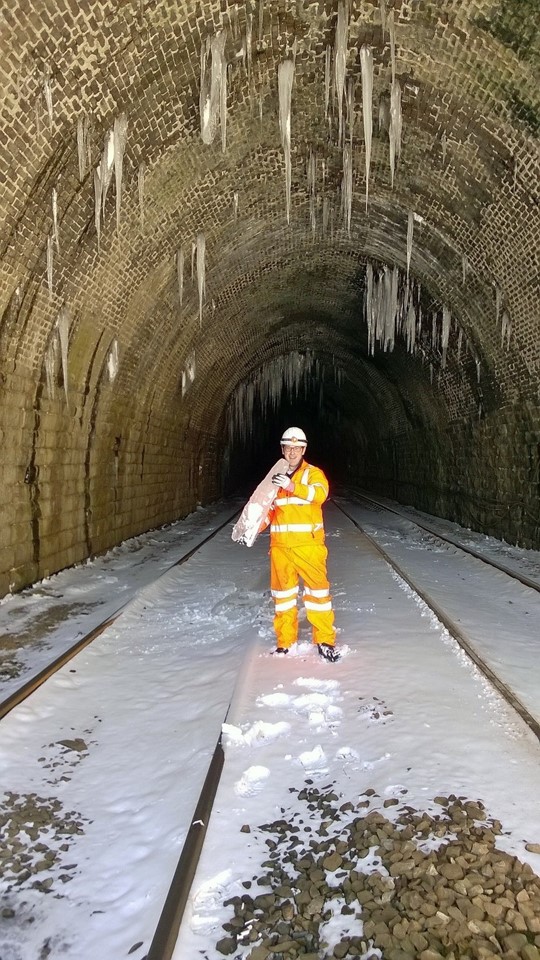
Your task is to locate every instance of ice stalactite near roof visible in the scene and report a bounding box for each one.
[441,306,451,369]
[182,351,196,397]
[225,353,344,448]
[200,30,227,147]
[57,305,70,402]
[360,45,373,210]
[441,131,447,166]
[100,130,115,215]
[346,76,355,148]
[191,241,196,280]
[325,45,332,123]
[307,149,316,236]
[379,0,387,39]
[501,310,512,348]
[388,7,396,84]
[221,52,228,152]
[44,332,59,397]
[342,144,353,236]
[245,12,253,78]
[42,66,53,131]
[197,233,206,328]
[52,188,59,252]
[462,252,468,285]
[278,59,295,225]
[114,113,129,229]
[494,285,502,327]
[176,249,184,308]
[406,210,414,280]
[233,191,239,220]
[107,340,119,382]
[93,168,102,251]
[138,163,145,233]
[389,80,402,187]
[77,115,88,182]
[46,236,53,298]
[334,0,349,145]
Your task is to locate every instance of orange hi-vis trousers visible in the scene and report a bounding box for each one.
[270,543,336,648]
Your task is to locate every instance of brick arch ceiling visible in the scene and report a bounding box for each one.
[0,0,539,593]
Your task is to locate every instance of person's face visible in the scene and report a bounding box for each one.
[281,444,306,471]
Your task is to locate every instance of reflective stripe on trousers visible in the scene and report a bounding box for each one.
[270,543,336,648]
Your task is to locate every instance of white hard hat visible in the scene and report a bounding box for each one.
[281,427,307,446]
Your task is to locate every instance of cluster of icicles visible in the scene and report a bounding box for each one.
[226,352,344,448]
[366,257,512,383]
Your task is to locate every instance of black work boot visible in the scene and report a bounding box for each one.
[273,647,289,655]
[317,643,340,662]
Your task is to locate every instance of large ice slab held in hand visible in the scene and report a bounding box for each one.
[231,458,288,547]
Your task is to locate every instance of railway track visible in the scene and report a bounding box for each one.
[0,507,240,721]
[150,500,540,960]
[349,491,540,594]
[3,499,539,960]
[333,498,540,743]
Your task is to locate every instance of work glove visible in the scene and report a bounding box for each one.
[272,473,294,492]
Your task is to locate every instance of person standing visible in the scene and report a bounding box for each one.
[262,427,339,662]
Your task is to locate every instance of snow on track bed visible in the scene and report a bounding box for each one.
[335,498,540,731]
[174,502,540,960]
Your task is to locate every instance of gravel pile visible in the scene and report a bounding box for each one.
[216,786,540,959]
[0,790,86,894]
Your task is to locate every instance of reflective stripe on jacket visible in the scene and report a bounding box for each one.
[267,460,329,546]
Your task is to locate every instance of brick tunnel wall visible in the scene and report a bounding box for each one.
[1,0,539,596]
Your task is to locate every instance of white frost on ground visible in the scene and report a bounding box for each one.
[0,498,539,960]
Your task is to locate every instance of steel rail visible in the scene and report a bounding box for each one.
[335,500,540,745]
[0,508,240,721]
[350,491,540,595]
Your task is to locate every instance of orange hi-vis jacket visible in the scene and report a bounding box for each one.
[265,460,329,546]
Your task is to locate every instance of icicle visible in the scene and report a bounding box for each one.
[52,187,59,251]
[308,150,316,235]
[46,235,53,297]
[441,305,451,368]
[43,66,53,130]
[342,143,353,235]
[360,45,373,210]
[100,129,115,214]
[57,304,70,401]
[324,45,332,120]
[494,284,502,326]
[431,311,438,350]
[461,252,468,285]
[405,298,416,353]
[45,333,59,396]
[475,357,481,383]
[278,59,295,225]
[113,113,129,230]
[93,167,102,250]
[176,248,184,307]
[138,162,146,233]
[365,261,374,354]
[406,210,414,280]
[77,116,87,181]
[200,30,227,146]
[347,76,355,147]
[388,8,396,84]
[246,14,253,77]
[389,79,402,188]
[501,309,512,348]
[441,131,447,165]
[258,0,264,42]
[457,326,463,360]
[191,241,196,279]
[334,0,349,144]
[233,191,239,219]
[430,362,434,385]
[107,340,119,382]
[196,232,205,327]
[221,56,228,152]
[379,0,386,39]
[182,351,196,395]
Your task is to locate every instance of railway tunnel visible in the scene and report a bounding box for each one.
[1,0,539,599]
